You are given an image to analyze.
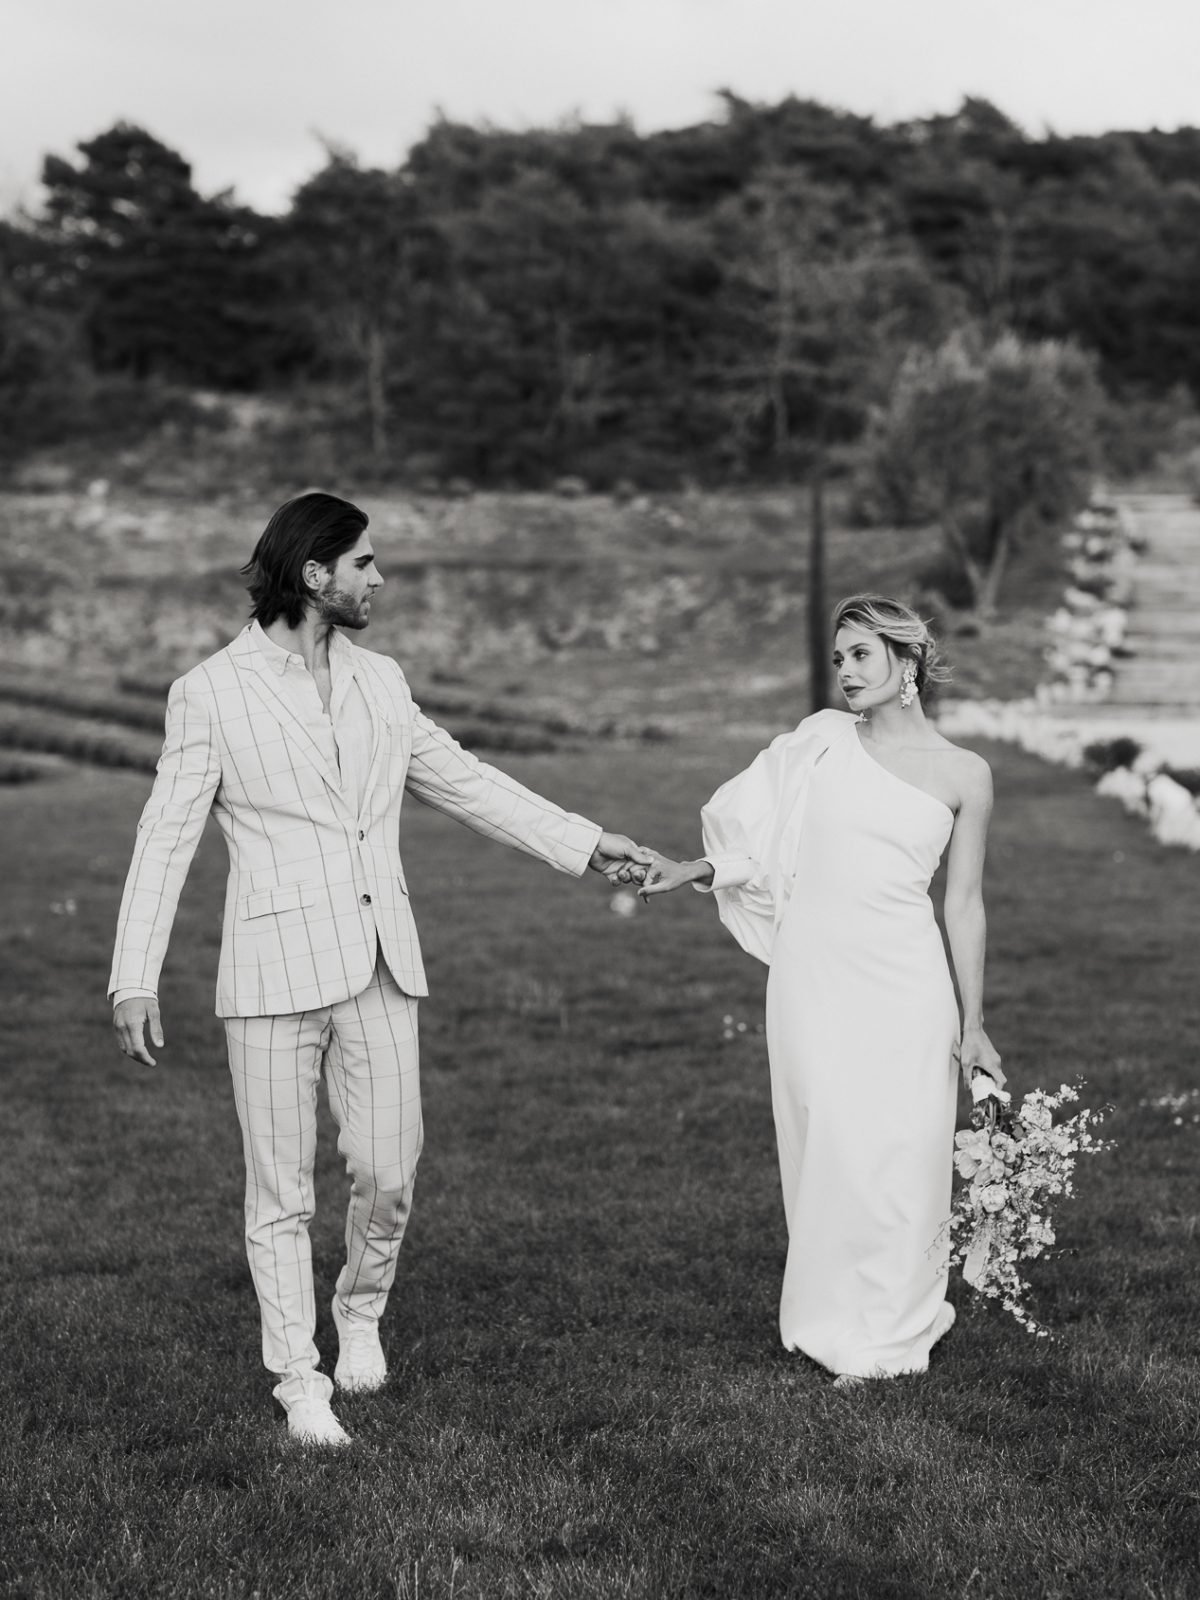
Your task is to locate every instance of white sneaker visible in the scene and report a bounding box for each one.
[286,1396,351,1447]
[332,1295,388,1394]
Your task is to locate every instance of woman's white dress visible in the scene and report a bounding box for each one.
[701,709,960,1378]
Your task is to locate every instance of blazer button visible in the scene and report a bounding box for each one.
[361,893,372,905]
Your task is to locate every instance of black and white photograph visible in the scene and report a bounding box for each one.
[2,3,1199,1596]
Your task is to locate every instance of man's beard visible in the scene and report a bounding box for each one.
[317,586,370,630]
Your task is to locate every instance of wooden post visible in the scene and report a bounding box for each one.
[808,461,830,712]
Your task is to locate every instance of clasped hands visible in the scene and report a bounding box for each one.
[588,833,708,896]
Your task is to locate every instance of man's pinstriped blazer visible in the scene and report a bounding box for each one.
[108,625,603,1017]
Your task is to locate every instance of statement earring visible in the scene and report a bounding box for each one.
[900,662,918,709]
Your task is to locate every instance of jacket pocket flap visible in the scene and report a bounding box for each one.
[240,883,316,920]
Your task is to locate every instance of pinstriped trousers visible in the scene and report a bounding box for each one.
[224,957,422,1408]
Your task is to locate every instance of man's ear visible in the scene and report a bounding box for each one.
[301,559,324,595]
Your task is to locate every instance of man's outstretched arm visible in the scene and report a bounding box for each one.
[402,690,650,880]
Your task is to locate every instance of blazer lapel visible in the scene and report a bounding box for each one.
[231,628,345,800]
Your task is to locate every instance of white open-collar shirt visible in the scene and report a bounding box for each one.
[249,621,374,816]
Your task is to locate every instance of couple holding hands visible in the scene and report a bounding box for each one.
[111,492,1001,1444]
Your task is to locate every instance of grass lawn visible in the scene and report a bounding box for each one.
[2,735,1198,1599]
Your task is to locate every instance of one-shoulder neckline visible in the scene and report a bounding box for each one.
[851,724,956,820]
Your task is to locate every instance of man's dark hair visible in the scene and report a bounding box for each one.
[241,492,369,629]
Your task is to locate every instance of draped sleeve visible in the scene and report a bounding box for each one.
[697,709,857,965]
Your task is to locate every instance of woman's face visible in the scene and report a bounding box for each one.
[833,625,903,712]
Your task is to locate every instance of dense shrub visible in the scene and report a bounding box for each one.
[1164,766,1200,797]
[0,755,48,784]
[1083,736,1143,773]
[9,102,1200,487]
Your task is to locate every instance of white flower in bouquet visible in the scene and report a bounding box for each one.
[934,1078,1112,1337]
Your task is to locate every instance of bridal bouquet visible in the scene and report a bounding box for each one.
[937,1076,1112,1336]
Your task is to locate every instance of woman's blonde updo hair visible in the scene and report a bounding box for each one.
[831,593,952,700]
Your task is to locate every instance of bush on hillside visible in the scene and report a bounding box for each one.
[1164,766,1200,797]
[0,755,48,784]
[861,330,1102,613]
[1097,385,1200,481]
[1083,736,1143,774]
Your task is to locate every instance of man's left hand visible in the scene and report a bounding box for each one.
[589,832,654,885]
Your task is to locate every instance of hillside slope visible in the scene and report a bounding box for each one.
[0,487,1057,731]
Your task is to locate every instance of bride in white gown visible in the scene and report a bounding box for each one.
[641,595,1005,1384]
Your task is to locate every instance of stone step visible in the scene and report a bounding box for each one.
[1107,695,1200,709]
[1120,684,1200,694]
[1115,687,1200,701]
[1116,663,1200,676]
[1045,706,1200,730]
[1101,494,1200,714]
[1115,679,1200,693]
[1128,629,1200,639]
[1114,657,1200,673]
[1115,668,1200,680]
[1111,689,1200,700]
[1108,672,1200,688]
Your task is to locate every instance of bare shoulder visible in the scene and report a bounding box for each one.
[935,741,993,805]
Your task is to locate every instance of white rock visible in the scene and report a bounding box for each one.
[1096,766,1149,815]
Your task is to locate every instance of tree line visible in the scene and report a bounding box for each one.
[3,93,1199,492]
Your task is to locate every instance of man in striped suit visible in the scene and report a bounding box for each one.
[110,492,650,1447]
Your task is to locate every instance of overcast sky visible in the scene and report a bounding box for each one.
[5,0,1200,216]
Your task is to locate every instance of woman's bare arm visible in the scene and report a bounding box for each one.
[942,751,1004,1089]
